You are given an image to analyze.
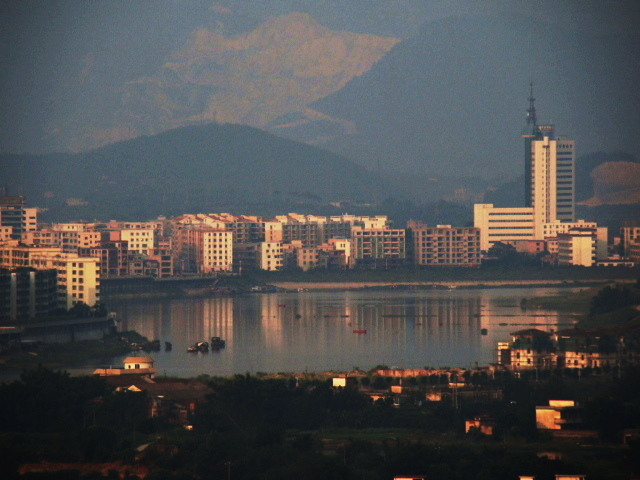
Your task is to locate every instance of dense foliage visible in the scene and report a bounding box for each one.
[589,284,640,316]
[2,366,640,479]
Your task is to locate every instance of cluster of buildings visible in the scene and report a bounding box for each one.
[497,327,640,370]
[0,200,486,320]
[473,86,640,267]
[1,89,639,322]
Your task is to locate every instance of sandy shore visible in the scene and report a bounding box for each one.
[270,279,628,291]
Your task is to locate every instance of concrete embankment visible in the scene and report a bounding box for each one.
[270,279,634,291]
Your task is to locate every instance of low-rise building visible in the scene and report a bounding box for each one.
[557,228,597,266]
[465,415,496,435]
[498,327,636,370]
[507,328,555,369]
[536,400,583,431]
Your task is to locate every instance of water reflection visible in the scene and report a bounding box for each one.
[108,287,580,377]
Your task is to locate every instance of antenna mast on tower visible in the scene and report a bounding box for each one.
[525,82,537,133]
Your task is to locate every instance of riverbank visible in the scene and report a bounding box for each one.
[269,278,632,291]
[0,331,147,379]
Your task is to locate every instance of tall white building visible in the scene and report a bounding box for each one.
[522,85,575,224]
[475,86,591,255]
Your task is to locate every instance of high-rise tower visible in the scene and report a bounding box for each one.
[522,84,575,224]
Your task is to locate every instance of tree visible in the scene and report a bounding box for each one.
[589,284,640,316]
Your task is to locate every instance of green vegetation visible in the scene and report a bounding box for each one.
[520,286,603,313]
[2,367,640,479]
[589,284,640,316]
[0,331,146,372]
[519,281,640,330]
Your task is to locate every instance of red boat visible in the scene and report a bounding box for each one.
[353,329,367,334]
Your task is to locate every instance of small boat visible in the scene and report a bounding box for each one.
[211,336,226,348]
[353,329,367,334]
[188,341,209,353]
[480,328,488,335]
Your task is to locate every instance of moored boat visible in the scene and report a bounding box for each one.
[187,341,209,352]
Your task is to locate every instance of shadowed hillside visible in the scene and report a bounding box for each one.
[0,123,390,221]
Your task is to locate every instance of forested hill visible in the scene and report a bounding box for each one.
[0,123,390,221]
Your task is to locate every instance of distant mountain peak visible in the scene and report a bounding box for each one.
[54,12,398,153]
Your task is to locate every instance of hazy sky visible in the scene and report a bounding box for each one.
[1,0,638,178]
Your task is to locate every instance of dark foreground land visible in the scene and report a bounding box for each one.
[2,280,640,479]
[2,365,640,480]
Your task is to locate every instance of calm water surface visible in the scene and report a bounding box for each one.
[101,287,582,377]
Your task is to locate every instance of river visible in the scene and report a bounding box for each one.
[95,286,583,377]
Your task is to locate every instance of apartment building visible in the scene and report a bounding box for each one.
[351,226,406,266]
[80,241,129,278]
[174,227,233,274]
[0,196,37,240]
[296,246,319,271]
[407,221,481,267]
[28,253,100,310]
[621,226,640,258]
[23,229,102,253]
[0,243,100,309]
[257,242,283,271]
[0,267,58,321]
[557,228,597,267]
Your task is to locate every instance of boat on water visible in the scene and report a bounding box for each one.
[187,341,209,353]
[211,336,226,349]
[353,329,367,334]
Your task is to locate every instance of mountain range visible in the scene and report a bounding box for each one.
[308,13,640,177]
[2,9,638,182]
[1,124,637,227]
[1,5,638,227]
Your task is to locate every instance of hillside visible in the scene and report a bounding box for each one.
[0,123,391,222]
[309,14,640,178]
[23,13,398,154]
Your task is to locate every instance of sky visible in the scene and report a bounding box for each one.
[1,0,638,179]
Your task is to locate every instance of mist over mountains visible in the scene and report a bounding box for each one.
[0,124,390,222]
[2,4,638,180]
[1,124,636,227]
[308,13,640,177]
[1,1,638,227]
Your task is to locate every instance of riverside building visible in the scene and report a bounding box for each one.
[474,86,605,260]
